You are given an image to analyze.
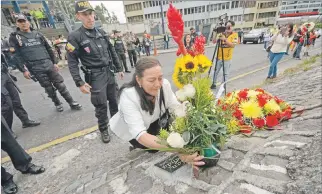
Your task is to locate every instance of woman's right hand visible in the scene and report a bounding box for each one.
[179,153,205,170]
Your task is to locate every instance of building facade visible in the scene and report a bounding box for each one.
[280,1,321,15]
[123,1,281,33]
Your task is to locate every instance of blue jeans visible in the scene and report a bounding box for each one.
[264,41,268,49]
[213,60,231,84]
[268,52,285,78]
[293,43,303,58]
[164,41,169,49]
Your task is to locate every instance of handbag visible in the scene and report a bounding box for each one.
[158,87,172,129]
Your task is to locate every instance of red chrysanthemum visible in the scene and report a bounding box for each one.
[253,118,265,128]
[266,115,279,127]
[238,119,245,125]
[280,109,292,120]
[255,88,265,93]
[227,92,232,97]
[274,96,283,104]
[238,90,248,101]
[257,94,268,107]
[222,105,227,111]
[233,109,243,120]
[217,99,221,105]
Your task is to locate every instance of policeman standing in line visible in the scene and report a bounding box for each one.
[66,1,124,143]
[114,30,130,73]
[9,14,82,112]
[1,53,40,131]
[125,31,137,68]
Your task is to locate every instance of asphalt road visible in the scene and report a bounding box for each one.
[8,42,320,150]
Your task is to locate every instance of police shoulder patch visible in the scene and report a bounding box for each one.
[66,42,76,52]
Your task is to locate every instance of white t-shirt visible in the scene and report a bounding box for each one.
[110,79,180,141]
[271,33,294,53]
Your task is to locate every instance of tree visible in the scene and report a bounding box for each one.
[111,12,119,24]
[94,5,107,23]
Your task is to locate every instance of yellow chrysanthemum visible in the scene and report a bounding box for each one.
[239,100,263,118]
[264,99,281,114]
[177,55,198,72]
[195,54,212,68]
[227,118,240,134]
[247,90,260,99]
[172,69,184,89]
[225,91,239,105]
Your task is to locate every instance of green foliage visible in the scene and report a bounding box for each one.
[159,129,170,140]
[192,77,213,111]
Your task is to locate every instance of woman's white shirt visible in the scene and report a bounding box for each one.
[110,79,180,141]
[271,33,294,53]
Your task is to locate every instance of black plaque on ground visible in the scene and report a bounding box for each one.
[154,154,185,173]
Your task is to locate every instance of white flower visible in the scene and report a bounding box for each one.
[183,84,196,98]
[173,101,189,118]
[167,132,185,148]
[175,89,186,102]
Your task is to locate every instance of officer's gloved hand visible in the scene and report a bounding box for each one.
[23,71,31,80]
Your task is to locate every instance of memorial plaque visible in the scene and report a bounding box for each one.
[155,154,185,173]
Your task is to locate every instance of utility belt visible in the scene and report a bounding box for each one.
[81,65,115,85]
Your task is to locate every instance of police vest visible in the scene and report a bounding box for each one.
[114,38,124,53]
[15,31,50,62]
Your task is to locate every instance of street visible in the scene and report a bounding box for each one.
[8,41,322,150]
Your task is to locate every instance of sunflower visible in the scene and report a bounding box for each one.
[172,69,184,89]
[177,55,198,73]
[239,100,263,119]
[195,54,212,68]
[264,99,281,114]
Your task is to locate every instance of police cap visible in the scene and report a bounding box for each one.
[16,14,27,22]
[75,1,94,13]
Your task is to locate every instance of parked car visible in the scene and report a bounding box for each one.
[243,28,267,44]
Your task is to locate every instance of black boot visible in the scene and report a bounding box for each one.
[69,101,82,110]
[100,126,111,143]
[21,163,45,174]
[22,120,41,128]
[210,84,216,89]
[55,103,64,112]
[2,178,18,194]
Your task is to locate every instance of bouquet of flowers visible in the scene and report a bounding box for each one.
[154,4,231,167]
[218,88,292,134]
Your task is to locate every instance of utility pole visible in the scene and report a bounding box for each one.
[160,1,165,34]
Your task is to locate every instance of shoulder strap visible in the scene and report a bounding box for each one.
[159,87,167,118]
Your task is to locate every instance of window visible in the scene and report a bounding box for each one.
[233,15,237,21]
[188,8,191,14]
[149,1,152,7]
[218,3,221,10]
[184,8,187,15]
[191,7,194,14]
[226,2,230,9]
[222,3,225,9]
[202,6,205,12]
[214,4,218,11]
[238,15,241,21]
[198,6,202,13]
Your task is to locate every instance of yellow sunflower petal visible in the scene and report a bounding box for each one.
[180,55,198,73]
[196,54,212,68]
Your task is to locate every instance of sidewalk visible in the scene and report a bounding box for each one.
[2,56,321,194]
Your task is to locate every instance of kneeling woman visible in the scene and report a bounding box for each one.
[110,57,204,168]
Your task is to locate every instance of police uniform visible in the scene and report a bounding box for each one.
[66,1,123,143]
[9,14,82,112]
[114,32,130,73]
[1,53,40,129]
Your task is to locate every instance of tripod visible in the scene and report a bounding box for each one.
[208,38,227,95]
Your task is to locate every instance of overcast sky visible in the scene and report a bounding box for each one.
[90,1,126,23]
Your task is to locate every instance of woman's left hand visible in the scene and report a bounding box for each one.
[179,152,205,170]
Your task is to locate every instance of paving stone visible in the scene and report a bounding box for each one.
[234,171,287,194]
[93,169,104,179]
[217,160,236,171]
[221,181,255,194]
[226,136,265,153]
[65,180,83,193]
[84,177,101,192]
[108,175,129,194]
[225,149,245,165]
[219,150,233,159]
[164,185,177,194]
[257,147,295,159]
[76,185,85,193]
[78,172,94,184]
[250,154,265,164]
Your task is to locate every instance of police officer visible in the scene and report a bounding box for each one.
[9,14,82,112]
[67,1,124,143]
[124,31,137,67]
[1,53,40,130]
[1,115,45,194]
[114,30,130,73]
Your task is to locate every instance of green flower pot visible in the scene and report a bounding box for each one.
[200,144,221,168]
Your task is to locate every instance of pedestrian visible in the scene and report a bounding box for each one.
[142,33,151,56]
[263,30,271,50]
[114,30,130,73]
[66,1,124,143]
[134,34,141,58]
[211,20,238,89]
[9,14,82,112]
[184,34,195,56]
[1,53,40,132]
[190,27,198,44]
[267,23,294,79]
[125,31,138,68]
[237,30,243,43]
[164,32,169,50]
[1,114,45,194]
[110,57,205,168]
[292,28,304,60]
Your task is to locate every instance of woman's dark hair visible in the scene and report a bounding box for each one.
[184,34,191,47]
[118,57,161,115]
[225,20,235,27]
[287,23,294,37]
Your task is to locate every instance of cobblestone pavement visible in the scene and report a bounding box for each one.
[2,60,321,194]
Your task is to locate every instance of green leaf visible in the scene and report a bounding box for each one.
[182,131,191,144]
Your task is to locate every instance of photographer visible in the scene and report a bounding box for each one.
[212,21,238,89]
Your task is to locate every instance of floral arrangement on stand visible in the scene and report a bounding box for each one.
[218,88,293,134]
[153,4,232,168]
